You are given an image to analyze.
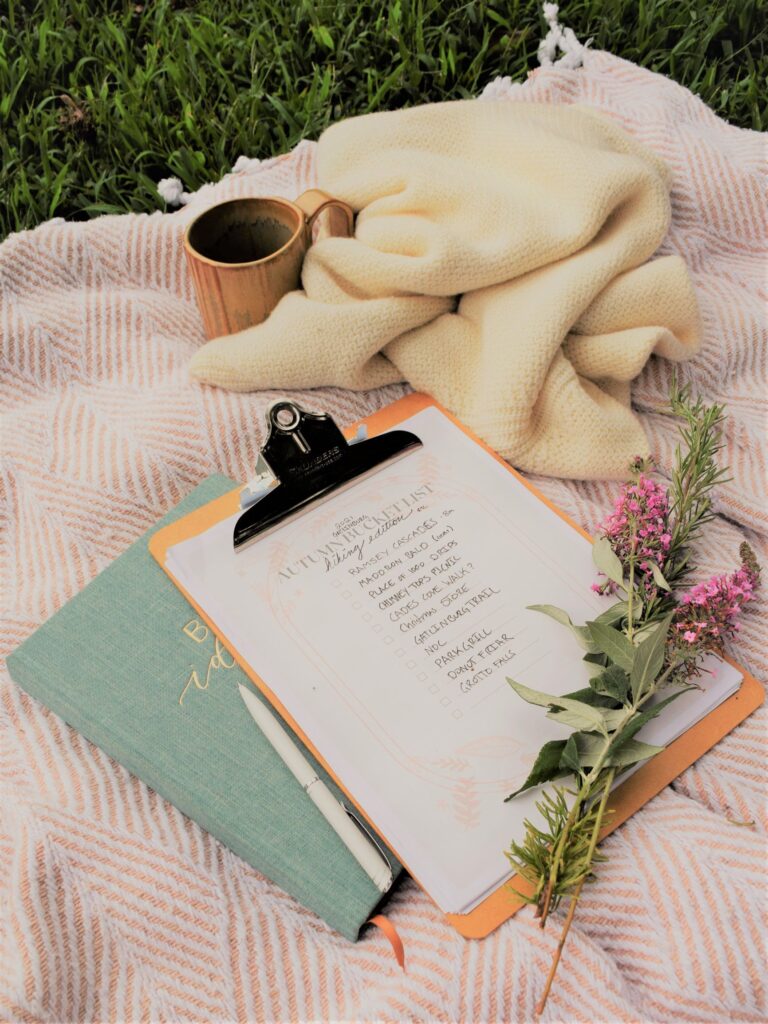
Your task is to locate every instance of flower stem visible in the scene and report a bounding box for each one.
[626,522,637,642]
[536,877,583,1017]
[584,768,616,866]
[535,768,616,1016]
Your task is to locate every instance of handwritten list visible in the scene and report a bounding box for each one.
[326,498,533,720]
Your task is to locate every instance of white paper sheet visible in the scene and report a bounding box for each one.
[167,407,742,914]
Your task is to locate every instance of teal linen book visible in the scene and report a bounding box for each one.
[7,474,400,941]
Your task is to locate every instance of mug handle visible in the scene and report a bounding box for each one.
[295,188,354,239]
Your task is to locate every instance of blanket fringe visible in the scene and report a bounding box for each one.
[538,3,591,69]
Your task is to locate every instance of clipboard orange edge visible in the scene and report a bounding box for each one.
[149,391,764,940]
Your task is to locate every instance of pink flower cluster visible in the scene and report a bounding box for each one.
[673,559,759,652]
[592,472,671,598]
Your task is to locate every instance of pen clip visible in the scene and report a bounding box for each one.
[343,803,394,889]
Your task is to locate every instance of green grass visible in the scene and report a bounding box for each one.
[1,0,765,239]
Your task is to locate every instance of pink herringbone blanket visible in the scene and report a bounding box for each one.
[1,52,766,1022]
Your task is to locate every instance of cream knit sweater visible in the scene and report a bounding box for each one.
[190,101,701,479]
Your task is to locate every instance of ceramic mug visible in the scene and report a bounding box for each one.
[184,189,354,340]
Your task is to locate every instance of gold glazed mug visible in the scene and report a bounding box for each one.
[184,189,354,340]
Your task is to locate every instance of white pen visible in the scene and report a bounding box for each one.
[237,683,393,893]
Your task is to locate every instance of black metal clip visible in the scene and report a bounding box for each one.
[233,400,422,551]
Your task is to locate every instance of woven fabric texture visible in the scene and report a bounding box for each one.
[1,51,765,1022]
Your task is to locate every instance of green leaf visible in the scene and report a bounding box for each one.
[552,692,618,724]
[509,680,613,734]
[607,689,692,755]
[506,679,561,709]
[547,694,613,728]
[592,536,626,588]
[649,561,671,591]
[594,601,629,626]
[547,706,625,732]
[563,733,662,769]
[591,665,630,704]
[598,598,644,623]
[608,739,664,767]
[526,603,572,628]
[587,621,636,672]
[602,708,627,731]
[526,605,599,653]
[546,706,605,732]
[571,731,610,766]
[560,734,582,773]
[504,739,568,800]
[581,655,606,679]
[583,652,608,667]
[546,701,624,735]
[564,686,621,709]
[629,615,673,701]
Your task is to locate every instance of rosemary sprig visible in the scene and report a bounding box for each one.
[663,377,729,588]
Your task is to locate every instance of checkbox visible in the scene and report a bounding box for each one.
[417,671,428,681]
[362,612,372,621]
[406,660,416,669]
[429,683,439,693]
[440,697,452,707]
[383,635,394,645]
[352,601,362,610]
[452,709,463,719]
[395,648,405,657]
[341,590,352,599]
[330,577,341,588]
[373,624,383,633]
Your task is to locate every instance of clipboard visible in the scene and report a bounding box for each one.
[150,392,764,939]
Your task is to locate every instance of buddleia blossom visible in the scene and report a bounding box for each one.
[592,460,671,599]
[671,543,760,669]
